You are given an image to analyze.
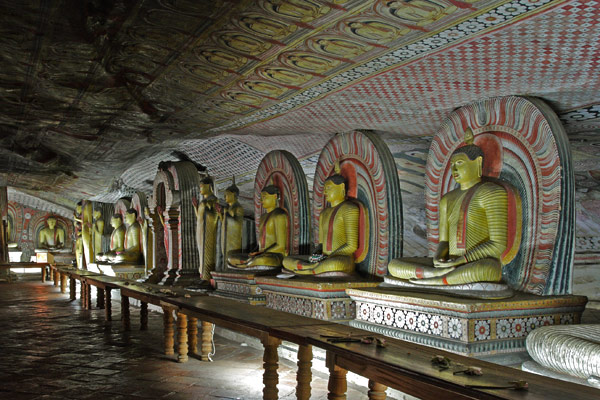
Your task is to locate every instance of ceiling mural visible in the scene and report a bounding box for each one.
[0,0,599,250]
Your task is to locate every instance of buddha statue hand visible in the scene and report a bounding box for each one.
[308,244,325,263]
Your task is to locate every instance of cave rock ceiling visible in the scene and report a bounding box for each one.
[0,0,599,215]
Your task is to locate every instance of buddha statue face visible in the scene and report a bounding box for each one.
[47,218,57,230]
[450,153,482,186]
[125,211,137,225]
[110,216,122,229]
[324,180,345,205]
[261,191,278,210]
[76,204,82,215]
[200,182,213,196]
[225,190,237,205]
[93,210,101,220]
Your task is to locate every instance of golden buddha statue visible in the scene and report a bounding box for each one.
[219,178,244,265]
[193,176,219,280]
[282,164,360,277]
[92,209,104,257]
[75,225,83,268]
[37,216,66,251]
[97,214,125,263]
[388,128,509,286]
[228,185,288,269]
[110,209,143,264]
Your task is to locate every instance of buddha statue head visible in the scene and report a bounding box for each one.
[93,209,101,221]
[450,128,484,189]
[76,201,82,215]
[46,216,57,230]
[261,185,280,212]
[125,209,138,226]
[110,214,123,229]
[200,176,214,197]
[324,162,347,206]
[224,177,239,206]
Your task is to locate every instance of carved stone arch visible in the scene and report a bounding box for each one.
[426,96,573,295]
[312,130,402,277]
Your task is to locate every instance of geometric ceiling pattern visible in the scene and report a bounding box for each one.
[0,0,599,235]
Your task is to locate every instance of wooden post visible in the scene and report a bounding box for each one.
[163,308,175,355]
[42,266,46,282]
[201,321,213,361]
[262,336,282,400]
[326,351,347,400]
[140,302,148,330]
[60,273,67,293]
[296,344,313,400]
[105,288,112,321]
[97,287,104,309]
[121,295,130,330]
[53,269,59,286]
[188,317,198,355]
[69,277,76,300]
[367,380,387,400]
[80,280,85,306]
[86,283,92,309]
[176,312,188,363]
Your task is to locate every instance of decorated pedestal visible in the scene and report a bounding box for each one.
[211,270,277,305]
[348,287,586,357]
[259,131,402,320]
[258,276,380,321]
[349,96,583,361]
[92,262,146,280]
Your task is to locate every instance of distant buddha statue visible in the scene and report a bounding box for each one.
[110,208,143,264]
[6,217,17,248]
[282,163,361,277]
[193,176,219,280]
[97,214,125,263]
[219,178,244,265]
[75,225,83,268]
[37,216,65,251]
[388,128,510,286]
[92,209,104,257]
[228,185,288,270]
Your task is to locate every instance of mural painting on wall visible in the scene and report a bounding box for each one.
[7,201,73,262]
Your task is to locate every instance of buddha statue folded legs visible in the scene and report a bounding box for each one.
[387,128,516,289]
[227,185,288,270]
[282,165,362,277]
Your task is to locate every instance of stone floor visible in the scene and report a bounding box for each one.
[0,275,369,400]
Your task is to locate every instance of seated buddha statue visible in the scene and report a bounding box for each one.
[111,209,143,264]
[282,165,360,277]
[193,176,219,280]
[388,129,509,286]
[37,216,66,251]
[97,214,126,263]
[228,185,288,270]
[219,178,244,264]
[6,217,17,248]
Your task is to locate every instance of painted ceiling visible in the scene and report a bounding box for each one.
[1,0,600,255]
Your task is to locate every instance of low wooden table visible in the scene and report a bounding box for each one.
[83,274,129,321]
[1,262,50,283]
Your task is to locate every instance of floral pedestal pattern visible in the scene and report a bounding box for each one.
[346,287,587,357]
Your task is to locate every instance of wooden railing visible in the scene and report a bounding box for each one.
[45,264,598,400]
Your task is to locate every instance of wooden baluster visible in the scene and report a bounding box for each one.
[140,302,148,330]
[188,317,198,355]
[80,280,85,306]
[97,287,104,309]
[296,344,313,400]
[201,321,213,361]
[86,283,92,309]
[60,273,67,293]
[53,269,59,286]
[121,295,130,330]
[41,266,46,282]
[69,277,76,300]
[176,312,188,363]
[163,308,175,355]
[105,288,112,321]
[327,352,347,400]
[262,336,282,400]
[367,380,387,400]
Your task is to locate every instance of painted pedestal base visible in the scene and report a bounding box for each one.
[256,276,380,321]
[92,263,146,280]
[346,287,587,358]
[210,270,278,305]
